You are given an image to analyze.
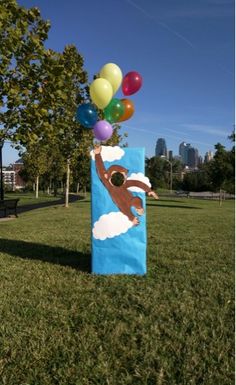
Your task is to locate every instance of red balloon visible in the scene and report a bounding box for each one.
[122,71,143,96]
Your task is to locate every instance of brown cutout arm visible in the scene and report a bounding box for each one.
[95,153,108,184]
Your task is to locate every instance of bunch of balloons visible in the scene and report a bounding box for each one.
[76,63,142,141]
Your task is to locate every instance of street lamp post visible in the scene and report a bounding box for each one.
[166,159,173,193]
[0,140,4,201]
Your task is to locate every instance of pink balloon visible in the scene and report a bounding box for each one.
[93,120,113,141]
[122,71,143,96]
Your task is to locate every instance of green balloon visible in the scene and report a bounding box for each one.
[104,98,125,123]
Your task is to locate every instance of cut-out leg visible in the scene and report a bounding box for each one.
[131,196,144,215]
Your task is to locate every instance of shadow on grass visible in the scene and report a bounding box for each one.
[147,203,202,209]
[0,238,91,273]
[17,194,83,215]
[156,199,187,204]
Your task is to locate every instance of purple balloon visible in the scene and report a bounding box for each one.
[93,120,113,141]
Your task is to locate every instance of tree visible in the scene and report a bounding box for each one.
[71,152,90,195]
[0,0,50,142]
[10,42,91,205]
[228,130,235,144]
[0,0,51,199]
[207,143,235,194]
[21,143,49,198]
[37,45,92,207]
[146,157,167,189]
[182,169,212,192]
[43,146,66,196]
[1,0,129,206]
[42,48,129,206]
[145,156,183,190]
[105,124,128,147]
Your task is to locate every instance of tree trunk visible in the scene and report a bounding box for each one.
[53,180,58,197]
[35,175,39,199]
[83,185,87,198]
[47,177,52,195]
[76,182,80,195]
[65,159,70,208]
[219,188,222,207]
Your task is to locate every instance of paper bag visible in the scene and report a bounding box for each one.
[91,146,150,275]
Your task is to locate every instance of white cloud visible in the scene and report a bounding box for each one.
[127,173,151,192]
[90,146,125,162]
[92,212,133,240]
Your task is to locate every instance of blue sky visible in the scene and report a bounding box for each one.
[3,0,234,164]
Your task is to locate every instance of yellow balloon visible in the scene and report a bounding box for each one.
[99,63,122,95]
[89,78,113,109]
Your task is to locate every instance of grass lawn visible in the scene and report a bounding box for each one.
[4,191,62,206]
[0,195,234,385]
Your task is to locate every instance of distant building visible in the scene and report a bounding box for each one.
[12,159,25,189]
[179,142,185,163]
[204,151,214,163]
[174,155,182,162]
[2,169,15,190]
[188,147,199,169]
[179,142,191,165]
[179,141,199,168]
[168,150,173,161]
[155,138,167,157]
[2,159,25,191]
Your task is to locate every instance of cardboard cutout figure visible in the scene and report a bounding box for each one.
[94,145,157,226]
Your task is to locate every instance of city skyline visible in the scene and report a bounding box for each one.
[1,133,230,166]
[1,0,234,165]
[154,137,201,169]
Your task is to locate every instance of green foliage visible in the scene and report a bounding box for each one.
[146,156,182,189]
[0,0,50,142]
[228,130,235,143]
[207,143,235,193]
[21,143,49,180]
[42,145,66,196]
[182,168,212,192]
[0,0,128,203]
[105,124,128,147]
[71,151,91,192]
[0,196,234,384]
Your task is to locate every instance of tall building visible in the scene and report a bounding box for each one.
[168,150,173,161]
[188,147,199,168]
[155,138,167,157]
[204,151,214,163]
[179,141,199,168]
[179,142,191,165]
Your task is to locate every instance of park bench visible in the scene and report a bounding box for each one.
[175,190,190,198]
[0,199,19,218]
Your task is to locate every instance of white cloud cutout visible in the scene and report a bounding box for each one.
[92,212,133,240]
[127,173,151,192]
[90,146,125,162]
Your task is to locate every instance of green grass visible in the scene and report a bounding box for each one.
[0,196,234,385]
